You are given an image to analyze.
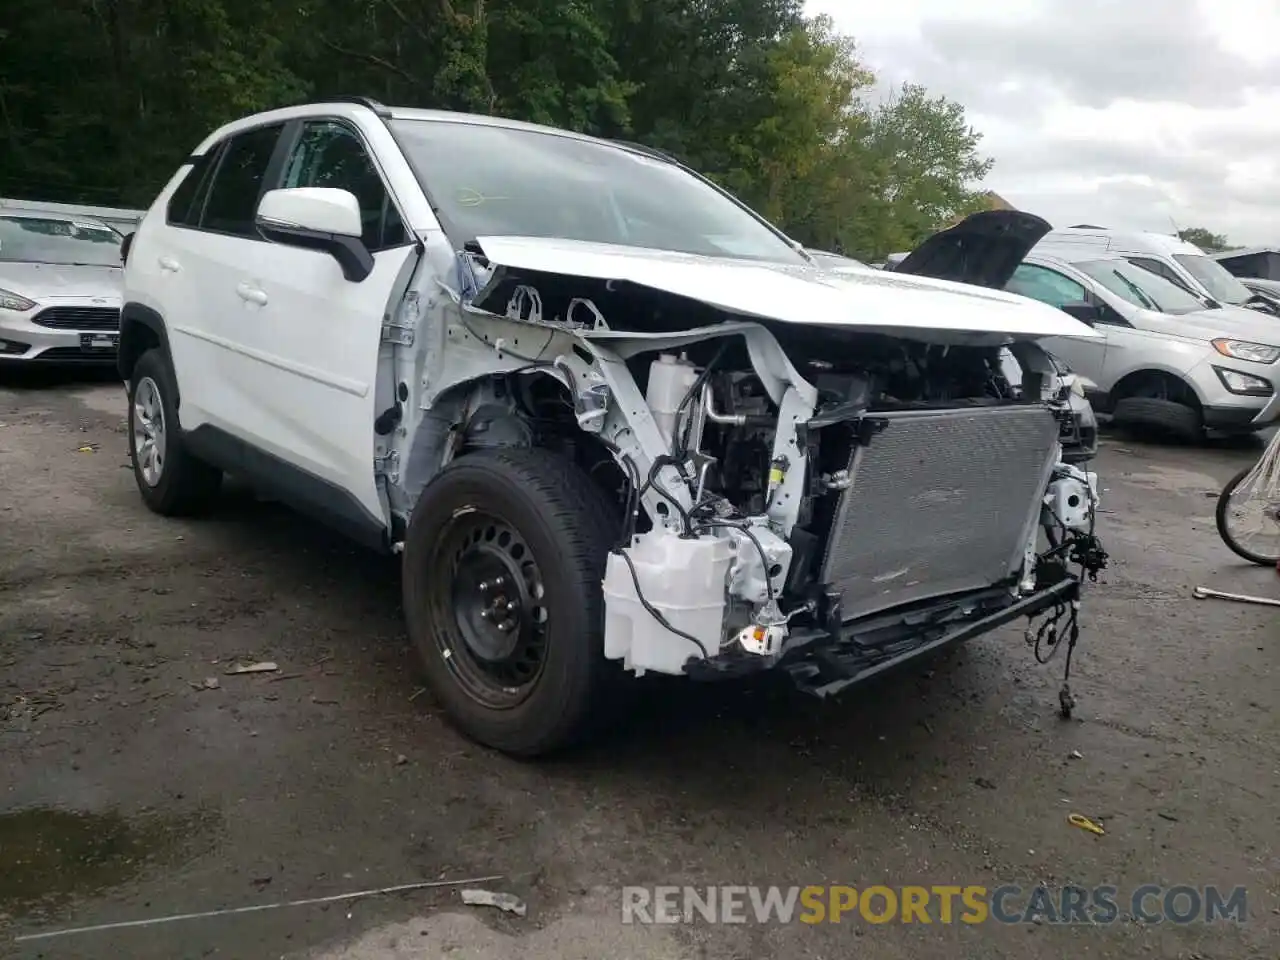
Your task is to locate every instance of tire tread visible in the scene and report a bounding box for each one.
[402,446,621,757]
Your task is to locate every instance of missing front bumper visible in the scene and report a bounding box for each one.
[686,576,1081,699]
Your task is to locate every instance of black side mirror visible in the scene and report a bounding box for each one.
[256,219,374,283]
[120,231,135,266]
[1060,301,1100,326]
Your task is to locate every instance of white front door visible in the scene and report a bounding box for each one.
[214,118,420,524]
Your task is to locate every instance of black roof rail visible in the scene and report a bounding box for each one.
[1069,223,1106,229]
[608,139,679,164]
[285,95,392,118]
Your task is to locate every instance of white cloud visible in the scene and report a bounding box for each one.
[806,0,1280,245]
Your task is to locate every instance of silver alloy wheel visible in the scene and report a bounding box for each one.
[132,376,167,487]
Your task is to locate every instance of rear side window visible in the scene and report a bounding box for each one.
[166,147,222,227]
[200,124,285,237]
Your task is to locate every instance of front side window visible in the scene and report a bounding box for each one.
[200,124,284,237]
[1074,258,1207,316]
[1006,263,1089,308]
[389,119,805,264]
[280,121,408,251]
[0,216,122,266]
[1172,253,1253,306]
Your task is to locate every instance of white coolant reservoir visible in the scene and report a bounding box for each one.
[645,353,699,449]
[602,530,733,675]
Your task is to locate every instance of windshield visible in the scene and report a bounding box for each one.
[1074,258,1208,316]
[0,216,122,267]
[390,119,805,264]
[1172,253,1254,306]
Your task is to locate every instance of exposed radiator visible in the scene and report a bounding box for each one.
[819,405,1060,621]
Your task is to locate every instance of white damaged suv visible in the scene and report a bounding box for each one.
[120,98,1108,756]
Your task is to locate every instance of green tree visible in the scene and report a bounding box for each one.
[717,16,874,226]
[0,0,996,261]
[846,83,994,258]
[1177,227,1230,253]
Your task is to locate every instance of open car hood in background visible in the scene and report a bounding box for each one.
[891,210,1053,290]
[471,235,1100,342]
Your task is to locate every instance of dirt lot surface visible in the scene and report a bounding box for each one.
[1,369,1277,960]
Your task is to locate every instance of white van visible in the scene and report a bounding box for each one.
[1033,227,1280,317]
[1008,251,1280,440]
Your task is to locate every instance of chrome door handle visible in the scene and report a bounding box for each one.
[158,256,181,273]
[235,282,268,306]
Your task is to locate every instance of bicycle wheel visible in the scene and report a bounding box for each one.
[1215,464,1280,566]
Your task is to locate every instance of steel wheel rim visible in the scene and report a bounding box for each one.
[132,376,167,487]
[425,507,551,709]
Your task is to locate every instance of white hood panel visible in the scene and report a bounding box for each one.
[475,236,1102,342]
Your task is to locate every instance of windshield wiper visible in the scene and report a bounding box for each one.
[1111,271,1158,311]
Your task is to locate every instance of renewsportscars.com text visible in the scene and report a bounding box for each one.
[621,884,1248,925]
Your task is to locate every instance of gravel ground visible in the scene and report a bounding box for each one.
[1,369,1276,960]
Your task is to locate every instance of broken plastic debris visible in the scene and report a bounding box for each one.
[1068,749,1083,760]
[460,888,527,917]
[225,661,279,675]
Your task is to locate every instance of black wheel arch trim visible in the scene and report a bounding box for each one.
[118,303,176,390]
[1110,368,1203,407]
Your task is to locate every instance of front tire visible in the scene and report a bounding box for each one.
[402,447,621,757]
[128,348,222,516]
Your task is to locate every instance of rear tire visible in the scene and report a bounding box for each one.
[1111,396,1203,444]
[402,447,621,757]
[128,348,222,516]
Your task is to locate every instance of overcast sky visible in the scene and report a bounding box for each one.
[806,0,1280,246]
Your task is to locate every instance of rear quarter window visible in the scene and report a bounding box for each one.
[165,147,222,227]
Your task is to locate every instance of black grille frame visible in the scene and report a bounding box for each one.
[30,306,121,331]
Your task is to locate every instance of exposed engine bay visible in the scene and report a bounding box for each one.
[399,250,1109,719]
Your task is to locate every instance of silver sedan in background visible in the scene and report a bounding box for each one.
[0,211,124,364]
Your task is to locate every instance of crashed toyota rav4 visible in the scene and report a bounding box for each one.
[119,99,1109,756]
